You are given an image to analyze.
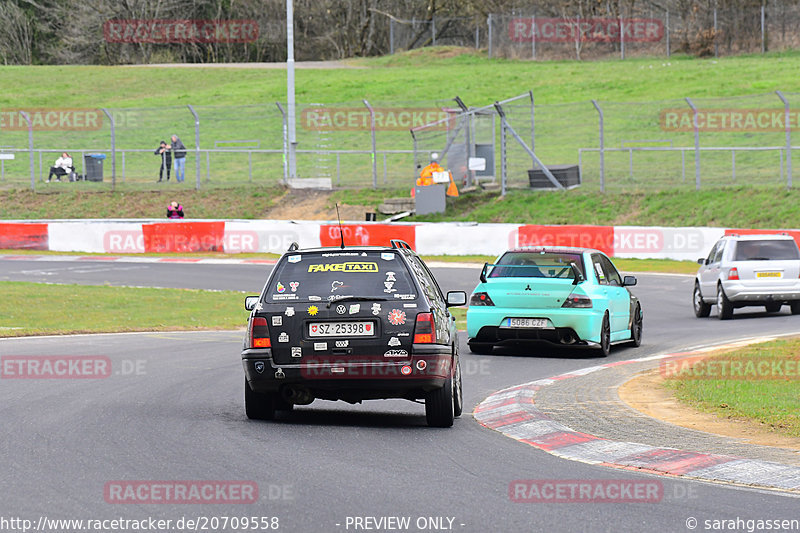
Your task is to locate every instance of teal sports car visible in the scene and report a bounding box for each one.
[466,247,643,357]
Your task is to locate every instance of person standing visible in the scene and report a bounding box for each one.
[154,141,172,182]
[171,134,187,183]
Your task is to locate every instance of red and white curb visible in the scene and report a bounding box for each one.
[474,340,800,492]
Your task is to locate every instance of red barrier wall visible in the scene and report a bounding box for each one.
[141,221,226,253]
[0,223,49,250]
[319,224,416,249]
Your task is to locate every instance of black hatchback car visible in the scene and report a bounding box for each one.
[241,240,467,427]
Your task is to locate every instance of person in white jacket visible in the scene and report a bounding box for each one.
[47,152,73,182]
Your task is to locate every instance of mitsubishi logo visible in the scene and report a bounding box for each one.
[525,284,532,291]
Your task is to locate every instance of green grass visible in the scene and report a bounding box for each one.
[664,339,800,437]
[6,185,800,229]
[5,49,800,109]
[412,186,800,228]
[0,281,248,337]
[2,48,800,190]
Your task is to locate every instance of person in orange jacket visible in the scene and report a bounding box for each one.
[416,153,459,197]
[417,153,444,186]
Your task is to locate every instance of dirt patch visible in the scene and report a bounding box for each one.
[263,189,371,221]
[619,368,800,451]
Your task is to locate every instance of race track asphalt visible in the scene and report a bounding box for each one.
[1,258,798,532]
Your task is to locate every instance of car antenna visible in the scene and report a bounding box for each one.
[336,203,345,249]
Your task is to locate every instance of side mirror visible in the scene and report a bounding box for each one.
[446,291,467,307]
[480,263,488,283]
[244,296,260,311]
[697,258,707,265]
[622,275,637,287]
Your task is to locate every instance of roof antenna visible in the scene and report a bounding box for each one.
[336,203,345,249]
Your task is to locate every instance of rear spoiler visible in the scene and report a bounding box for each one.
[480,262,584,285]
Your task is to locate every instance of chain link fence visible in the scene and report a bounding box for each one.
[483,2,800,60]
[2,91,800,193]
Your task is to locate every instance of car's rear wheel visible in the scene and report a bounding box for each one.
[452,358,463,418]
[244,379,276,420]
[765,302,782,313]
[468,341,493,355]
[791,301,800,315]
[716,285,734,320]
[598,314,611,357]
[630,304,643,347]
[693,282,711,318]
[425,368,455,428]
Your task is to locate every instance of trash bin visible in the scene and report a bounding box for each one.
[84,153,106,182]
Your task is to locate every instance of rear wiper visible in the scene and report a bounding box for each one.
[326,296,389,308]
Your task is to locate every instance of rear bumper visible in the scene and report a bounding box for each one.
[467,307,604,344]
[721,280,800,303]
[241,345,452,400]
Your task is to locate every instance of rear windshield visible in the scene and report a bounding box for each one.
[733,240,800,261]
[489,252,585,279]
[266,251,417,302]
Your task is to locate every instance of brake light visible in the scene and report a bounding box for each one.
[413,312,436,344]
[470,292,495,306]
[562,295,592,308]
[250,317,271,348]
[728,267,739,281]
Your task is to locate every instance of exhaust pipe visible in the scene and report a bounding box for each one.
[281,385,314,405]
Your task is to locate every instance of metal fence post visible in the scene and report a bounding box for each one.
[432,16,436,46]
[454,96,474,188]
[591,100,605,193]
[499,113,507,196]
[685,97,701,190]
[529,90,535,154]
[620,11,625,60]
[713,3,718,58]
[363,99,378,188]
[187,105,200,190]
[101,108,116,190]
[19,111,34,191]
[390,18,394,54]
[531,14,536,60]
[666,10,671,57]
[761,5,766,54]
[276,102,289,184]
[776,90,792,187]
[487,14,493,58]
[494,101,561,189]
